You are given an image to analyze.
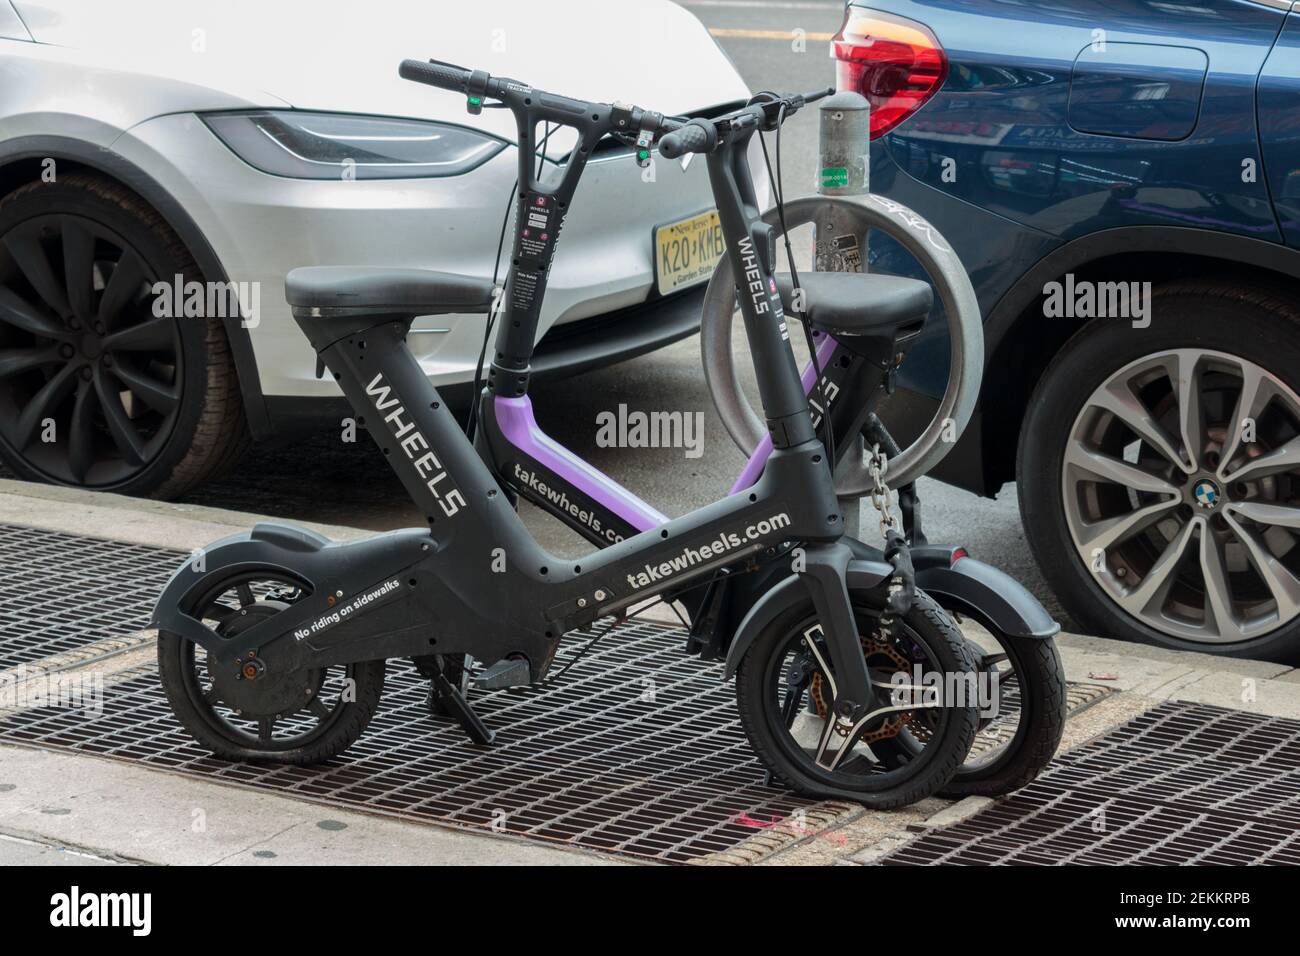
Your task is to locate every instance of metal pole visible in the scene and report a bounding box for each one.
[815,92,870,272]
[816,92,871,534]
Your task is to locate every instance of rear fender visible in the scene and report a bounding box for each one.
[149,522,430,662]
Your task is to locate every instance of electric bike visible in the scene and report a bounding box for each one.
[154,58,988,807]
[480,328,1065,797]
[466,101,1066,797]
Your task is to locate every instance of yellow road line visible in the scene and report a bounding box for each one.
[709,27,836,41]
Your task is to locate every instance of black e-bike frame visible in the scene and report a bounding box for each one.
[472,136,1058,672]
[151,64,894,721]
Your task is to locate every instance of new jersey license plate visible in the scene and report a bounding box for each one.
[654,209,724,297]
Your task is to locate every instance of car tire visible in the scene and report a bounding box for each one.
[1018,279,1300,662]
[0,173,249,498]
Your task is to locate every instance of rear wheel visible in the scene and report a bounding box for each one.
[735,591,978,808]
[0,174,249,497]
[158,570,385,763]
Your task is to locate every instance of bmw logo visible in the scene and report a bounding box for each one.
[1193,479,1220,509]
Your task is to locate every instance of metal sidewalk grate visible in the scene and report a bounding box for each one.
[882,701,1300,865]
[0,524,184,669]
[0,620,833,863]
[0,522,1113,864]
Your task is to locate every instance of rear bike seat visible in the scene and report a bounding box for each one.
[286,266,496,351]
[774,272,932,340]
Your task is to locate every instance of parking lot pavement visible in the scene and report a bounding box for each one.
[2,480,1297,865]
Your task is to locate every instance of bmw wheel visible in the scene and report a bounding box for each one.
[1019,280,1300,661]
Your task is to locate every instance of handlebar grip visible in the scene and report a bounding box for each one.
[399,58,471,93]
[658,120,713,159]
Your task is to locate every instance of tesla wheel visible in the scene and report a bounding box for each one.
[0,174,249,497]
[1019,280,1300,661]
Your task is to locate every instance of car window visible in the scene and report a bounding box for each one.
[0,0,31,40]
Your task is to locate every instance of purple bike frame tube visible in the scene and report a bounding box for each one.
[729,331,838,494]
[493,395,669,533]
[496,332,836,533]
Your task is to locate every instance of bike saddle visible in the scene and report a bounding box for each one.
[774,272,932,338]
[285,266,495,316]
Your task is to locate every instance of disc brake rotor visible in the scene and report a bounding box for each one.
[808,634,913,745]
[204,601,326,719]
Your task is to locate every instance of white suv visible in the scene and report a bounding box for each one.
[0,0,754,496]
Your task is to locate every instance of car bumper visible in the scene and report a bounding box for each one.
[264,282,706,428]
[113,112,757,405]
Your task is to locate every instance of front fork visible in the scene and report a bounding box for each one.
[798,542,881,768]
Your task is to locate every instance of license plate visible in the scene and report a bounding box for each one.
[654,209,724,297]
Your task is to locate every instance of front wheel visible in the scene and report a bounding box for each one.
[735,591,979,808]
[873,628,1066,797]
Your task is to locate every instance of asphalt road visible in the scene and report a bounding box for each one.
[179,0,1071,627]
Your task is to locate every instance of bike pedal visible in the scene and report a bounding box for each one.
[473,657,531,690]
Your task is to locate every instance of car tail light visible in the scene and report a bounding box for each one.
[831,8,948,139]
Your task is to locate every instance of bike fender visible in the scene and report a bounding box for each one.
[149,522,429,656]
[914,551,1060,640]
[721,558,892,680]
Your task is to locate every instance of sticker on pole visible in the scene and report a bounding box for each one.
[820,167,850,189]
[834,234,862,270]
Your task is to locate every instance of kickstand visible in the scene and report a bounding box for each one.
[428,664,495,747]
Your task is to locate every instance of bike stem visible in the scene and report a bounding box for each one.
[704,120,877,715]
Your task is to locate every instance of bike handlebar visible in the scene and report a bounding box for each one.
[399,58,831,160]
[658,120,713,160]
[659,87,833,157]
[399,58,474,94]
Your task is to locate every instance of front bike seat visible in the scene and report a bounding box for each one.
[285,266,495,316]
[775,272,932,339]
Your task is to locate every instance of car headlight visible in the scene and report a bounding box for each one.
[201,111,507,180]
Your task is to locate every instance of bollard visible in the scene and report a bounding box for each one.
[814,92,871,533]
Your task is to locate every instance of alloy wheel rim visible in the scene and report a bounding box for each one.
[1063,348,1300,643]
[0,214,182,486]
[766,613,950,785]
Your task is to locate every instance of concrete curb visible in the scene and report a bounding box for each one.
[0,478,368,552]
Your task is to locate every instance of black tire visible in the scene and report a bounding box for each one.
[735,590,979,809]
[157,571,385,764]
[159,636,386,764]
[937,632,1065,797]
[0,173,249,498]
[1018,280,1300,662]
